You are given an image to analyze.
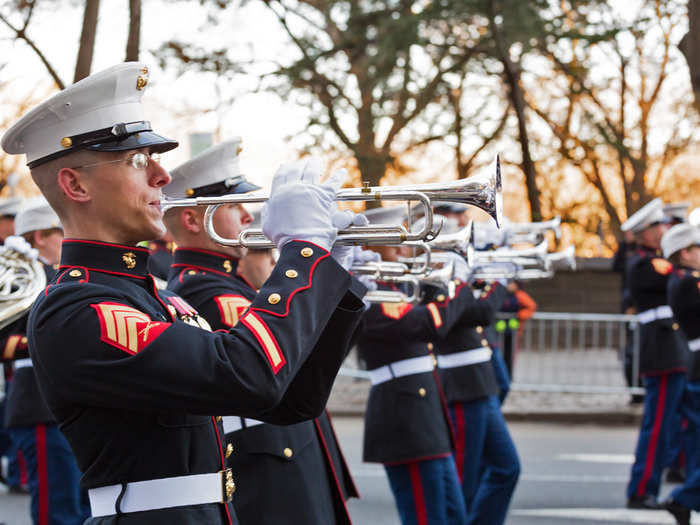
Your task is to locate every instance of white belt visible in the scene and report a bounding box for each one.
[221,416,264,434]
[689,337,700,352]
[13,358,32,369]
[88,470,233,517]
[436,348,492,369]
[637,305,673,324]
[368,355,435,386]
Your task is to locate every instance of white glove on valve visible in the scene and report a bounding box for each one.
[262,159,346,251]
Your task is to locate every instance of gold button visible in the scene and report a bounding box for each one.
[268,293,281,305]
[283,447,293,458]
[436,294,445,302]
[186,188,195,197]
[285,269,298,279]
[69,270,82,277]
[481,339,489,347]
[418,387,427,397]
[672,322,679,330]
[427,342,434,351]
[484,285,491,292]
[216,416,222,422]
[188,270,197,275]
[225,443,234,459]
[223,260,232,273]
[476,326,483,334]
[61,137,72,148]
[20,337,27,344]
[300,247,314,258]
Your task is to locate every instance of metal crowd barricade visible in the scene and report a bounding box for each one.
[499,312,643,395]
[338,312,644,395]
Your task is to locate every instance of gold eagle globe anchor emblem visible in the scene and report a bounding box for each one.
[122,252,137,269]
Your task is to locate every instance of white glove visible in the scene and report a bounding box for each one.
[4,235,38,260]
[262,159,346,251]
[330,215,371,270]
[445,251,469,283]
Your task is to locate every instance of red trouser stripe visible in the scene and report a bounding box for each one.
[408,463,428,525]
[453,403,466,482]
[35,424,49,525]
[17,448,28,486]
[637,374,668,497]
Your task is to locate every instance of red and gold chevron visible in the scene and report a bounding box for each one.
[91,302,170,355]
[214,294,252,328]
[380,302,413,320]
[240,311,285,374]
[426,303,443,328]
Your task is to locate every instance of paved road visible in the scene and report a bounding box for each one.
[1,419,696,524]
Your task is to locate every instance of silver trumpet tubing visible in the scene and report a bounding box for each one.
[504,216,561,245]
[160,156,503,248]
[0,247,47,330]
[546,245,576,271]
[426,219,473,255]
[420,259,457,298]
[364,274,422,304]
[472,239,550,268]
[470,262,554,281]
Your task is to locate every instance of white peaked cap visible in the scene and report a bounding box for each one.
[2,62,177,168]
[14,197,61,236]
[621,198,666,233]
[166,139,259,199]
[661,223,700,259]
[0,197,23,217]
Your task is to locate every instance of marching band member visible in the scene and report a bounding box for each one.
[622,198,689,509]
[1,62,366,524]
[660,223,700,524]
[355,206,476,525]
[1,199,88,525]
[163,140,360,524]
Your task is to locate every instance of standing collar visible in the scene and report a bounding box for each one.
[172,247,239,278]
[60,239,150,278]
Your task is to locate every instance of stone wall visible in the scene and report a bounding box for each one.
[520,258,622,313]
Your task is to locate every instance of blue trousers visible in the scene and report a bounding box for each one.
[0,398,22,488]
[9,424,88,525]
[448,396,520,525]
[627,372,686,499]
[490,347,511,404]
[671,381,700,510]
[385,456,466,525]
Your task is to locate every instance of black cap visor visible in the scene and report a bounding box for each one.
[87,131,178,155]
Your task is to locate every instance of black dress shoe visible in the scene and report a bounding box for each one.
[627,494,660,509]
[662,498,691,525]
[666,467,686,483]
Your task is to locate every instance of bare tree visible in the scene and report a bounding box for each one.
[679,0,700,113]
[125,0,141,61]
[74,0,100,82]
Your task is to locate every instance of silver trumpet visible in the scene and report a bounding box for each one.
[364,274,422,304]
[470,262,553,281]
[472,239,550,269]
[505,216,561,245]
[160,156,503,248]
[354,243,432,276]
[546,245,576,270]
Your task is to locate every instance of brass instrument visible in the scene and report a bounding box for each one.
[161,156,503,248]
[0,246,47,330]
[504,216,561,245]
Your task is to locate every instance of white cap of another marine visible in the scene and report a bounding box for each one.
[0,197,23,218]
[661,223,700,259]
[1,62,178,168]
[166,139,260,199]
[620,198,667,233]
[14,197,61,236]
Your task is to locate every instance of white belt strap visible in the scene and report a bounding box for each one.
[637,305,673,324]
[368,355,435,386]
[13,358,32,369]
[689,337,700,352]
[437,348,493,369]
[221,416,264,434]
[88,470,233,517]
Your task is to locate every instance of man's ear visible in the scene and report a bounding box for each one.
[181,208,203,234]
[57,168,91,203]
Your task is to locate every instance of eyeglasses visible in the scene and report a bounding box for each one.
[71,152,161,171]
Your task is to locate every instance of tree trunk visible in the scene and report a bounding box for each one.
[680,0,700,114]
[126,0,141,61]
[356,151,390,210]
[73,0,100,82]
[488,1,542,221]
